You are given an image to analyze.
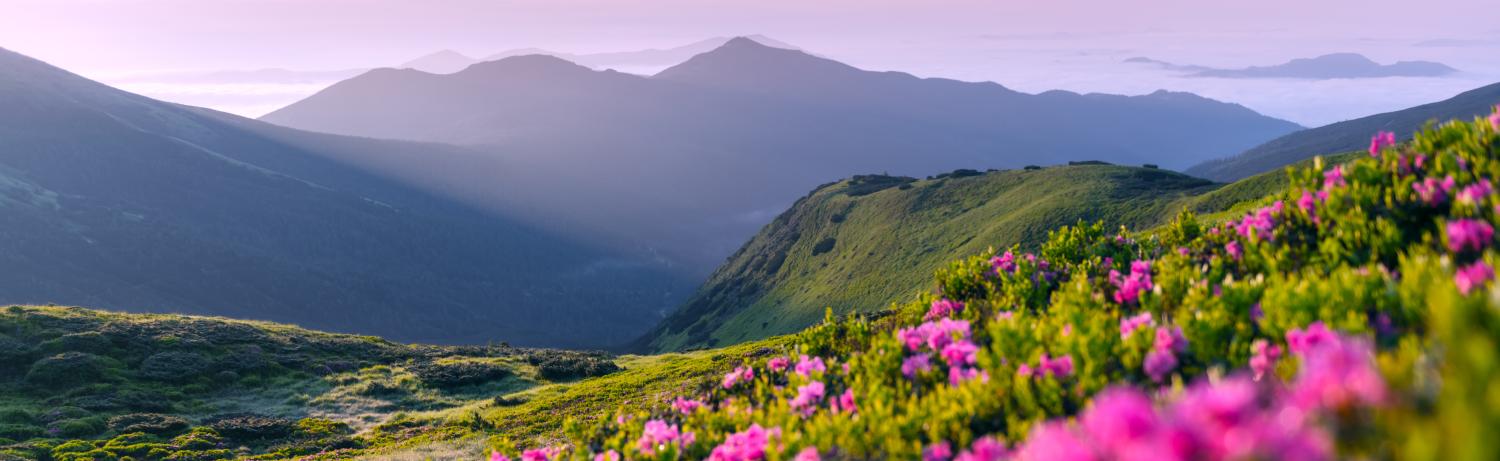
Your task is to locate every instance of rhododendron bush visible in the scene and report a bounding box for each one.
[486,110,1500,460]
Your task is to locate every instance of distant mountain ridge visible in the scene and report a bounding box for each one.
[262,37,1301,273]
[1128,52,1458,79]
[1186,81,1500,182]
[0,47,690,348]
[401,35,801,74]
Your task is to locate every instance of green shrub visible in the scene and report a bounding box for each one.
[107,413,189,435]
[204,414,293,442]
[25,352,108,388]
[39,332,114,355]
[0,409,33,425]
[408,360,512,388]
[49,417,106,438]
[0,423,42,440]
[138,351,211,382]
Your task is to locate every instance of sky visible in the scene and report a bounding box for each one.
[2,0,1498,124]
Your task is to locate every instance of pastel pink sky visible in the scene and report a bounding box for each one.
[2,0,1496,125]
[4,0,1495,73]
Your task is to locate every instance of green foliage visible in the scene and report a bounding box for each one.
[643,165,1223,352]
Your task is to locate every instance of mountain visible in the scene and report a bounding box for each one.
[633,163,1307,352]
[1186,81,1500,182]
[261,37,1301,274]
[484,35,799,73]
[1129,53,1458,79]
[0,47,690,348]
[399,49,480,74]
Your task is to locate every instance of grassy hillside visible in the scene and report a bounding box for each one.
[475,110,1500,460]
[0,306,620,461]
[1186,80,1500,182]
[639,165,1261,352]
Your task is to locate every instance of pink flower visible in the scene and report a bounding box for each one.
[1109,260,1154,305]
[1447,219,1494,253]
[1012,422,1097,461]
[794,355,827,377]
[1456,261,1495,295]
[593,450,620,461]
[1081,388,1157,449]
[1038,353,1074,378]
[1143,349,1178,382]
[723,366,754,389]
[926,298,965,320]
[1017,364,1034,378]
[767,356,790,372]
[1490,105,1500,130]
[924,441,954,461]
[833,388,857,414]
[637,420,683,454]
[794,447,821,461]
[1322,165,1346,190]
[941,340,979,367]
[521,447,560,461]
[789,381,826,416]
[1291,335,1386,410]
[948,365,989,386]
[1120,312,1154,339]
[1296,190,1317,214]
[1225,240,1243,261]
[991,250,1018,274]
[708,424,780,461]
[673,397,703,415]
[1236,203,1281,241]
[1413,176,1456,205]
[903,353,933,378]
[1154,326,1188,353]
[1249,339,1282,381]
[491,452,511,461]
[1286,322,1336,354]
[1456,180,1493,206]
[954,436,1009,461]
[1368,131,1395,157]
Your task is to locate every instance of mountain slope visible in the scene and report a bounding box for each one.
[1129,53,1457,79]
[636,164,1262,352]
[0,47,689,348]
[261,37,1300,273]
[1186,81,1500,181]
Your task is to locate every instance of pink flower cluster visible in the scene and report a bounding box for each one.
[991,250,1018,274]
[789,381,825,416]
[723,366,755,389]
[1456,180,1493,206]
[708,424,781,461]
[1490,105,1500,130]
[794,355,827,377]
[1249,339,1283,381]
[767,356,790,373]
[1446,219,1494,254]
[1109,260,1154,305]
[1369,131,1395,157]
[1143,326,1187,382]
[954,436,1009,461]
[1235,201,1283,241]
[673,397,703,415]
[897,318,985,384]
[1322,165,1346,190]
[1456,261,1495,295]
[637,419,694,455]
[926,298,965,320]
[1019,353,1074,380]
[1119,312,1153,339]
[1412,176,1455,206]
[1003,334,1384,461]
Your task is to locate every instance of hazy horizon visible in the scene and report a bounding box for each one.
[3,0,1499,124]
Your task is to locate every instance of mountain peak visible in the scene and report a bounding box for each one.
[653,35,855,88]
[459,54,592,78]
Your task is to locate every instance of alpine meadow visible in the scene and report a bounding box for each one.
[1,1,1498,461]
